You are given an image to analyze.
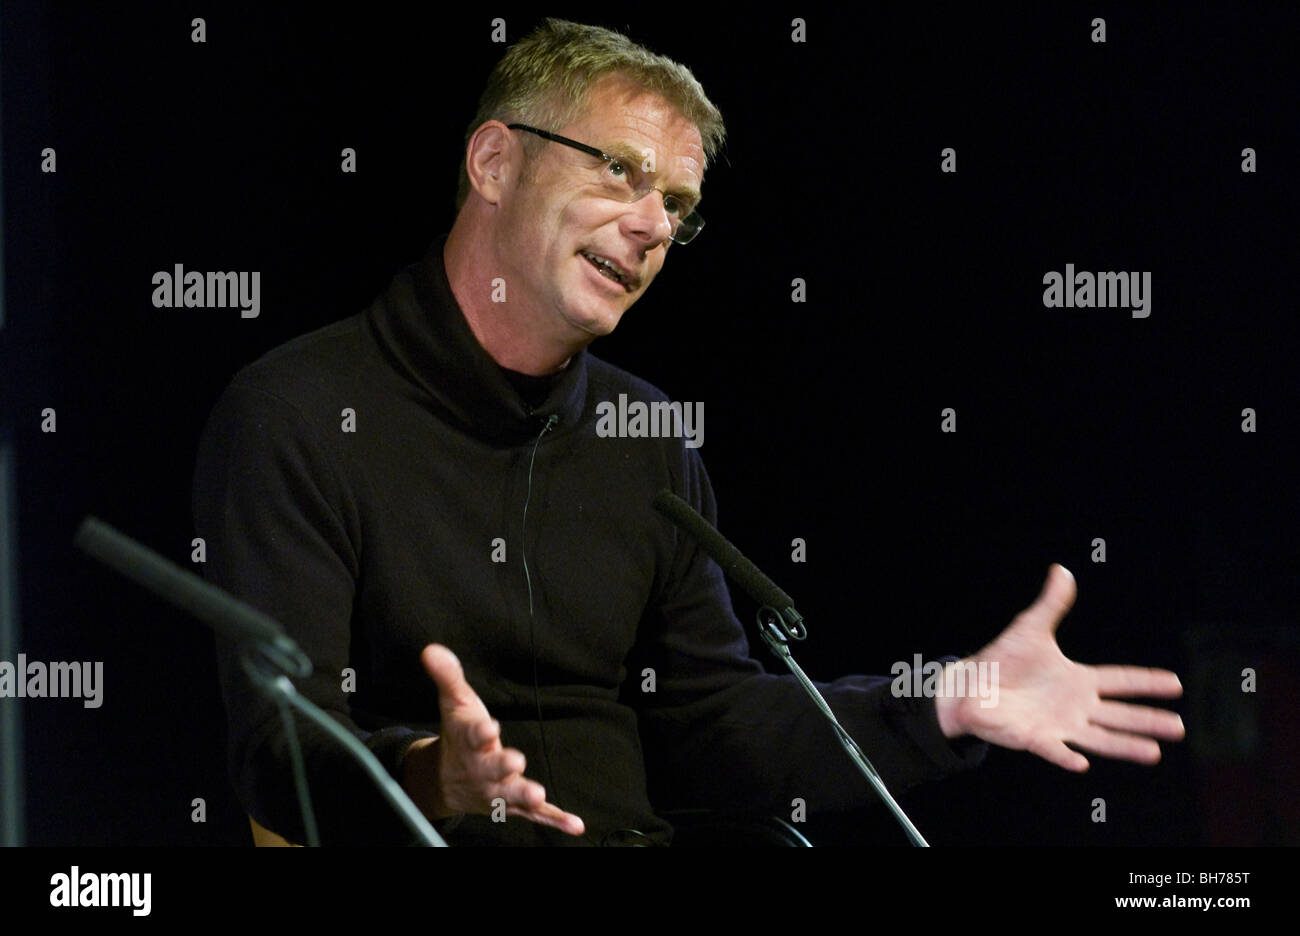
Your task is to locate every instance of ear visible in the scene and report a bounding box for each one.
[464,121,518,206]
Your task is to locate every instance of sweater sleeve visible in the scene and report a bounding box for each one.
[632,447,989,817]
[193,381,435,845]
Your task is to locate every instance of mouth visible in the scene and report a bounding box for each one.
[580,250,636,293]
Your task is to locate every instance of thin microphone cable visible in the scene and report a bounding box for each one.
[521,414,559,805]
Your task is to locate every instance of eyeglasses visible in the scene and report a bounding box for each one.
[507,123,705,245]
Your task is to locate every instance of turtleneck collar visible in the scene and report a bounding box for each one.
[364,235,589,445]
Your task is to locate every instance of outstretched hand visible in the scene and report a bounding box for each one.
[401,644,585,835]
[934,564,1185,771]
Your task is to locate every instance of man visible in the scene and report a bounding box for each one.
[193,19,1184,846]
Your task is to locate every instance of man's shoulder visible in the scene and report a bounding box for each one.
[224,313,369,410]
[581,352,707,461]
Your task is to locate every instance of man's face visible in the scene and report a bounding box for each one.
[496,73,706,343]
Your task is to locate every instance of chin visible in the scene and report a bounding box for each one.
[569,307,626,338]
[563,283,634,338]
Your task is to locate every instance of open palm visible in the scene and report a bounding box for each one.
[936,564,1185,770]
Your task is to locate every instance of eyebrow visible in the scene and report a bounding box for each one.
[601,141,703,207]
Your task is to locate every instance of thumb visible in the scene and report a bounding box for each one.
[420,644,477,709]
[1024,563,1077,633]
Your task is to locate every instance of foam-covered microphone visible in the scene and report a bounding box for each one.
[652,489,805,639]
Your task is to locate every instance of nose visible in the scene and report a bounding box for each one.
[623,189,674,248]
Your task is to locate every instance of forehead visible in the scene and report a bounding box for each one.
[561,74,705,189]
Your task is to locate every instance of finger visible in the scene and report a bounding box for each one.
[477,747,526,783]
[470,717,501,750]
[509,801,587,837]
[494,773,548,812]
[420,644,482,710]
[1028,736,1090,772]
[1074,724,1163,764]
[1090,700,1185,740]
[1094,665,1183,698]
[1021,563,1077,634]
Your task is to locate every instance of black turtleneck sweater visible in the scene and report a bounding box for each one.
[192,236,987,846]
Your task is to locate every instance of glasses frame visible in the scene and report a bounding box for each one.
[506,123,705,245]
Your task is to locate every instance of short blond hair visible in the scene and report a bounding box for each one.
[455,18,726,210]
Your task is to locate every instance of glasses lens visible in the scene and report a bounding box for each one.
[599,159,704,245]
[600,160,638,200]
[672,212,703,245]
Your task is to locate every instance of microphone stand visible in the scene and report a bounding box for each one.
[756,607,929,847]
[653,488,929,846]
[73,515,446,847]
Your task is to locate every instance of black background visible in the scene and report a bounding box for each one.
[2,2,1296,846]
